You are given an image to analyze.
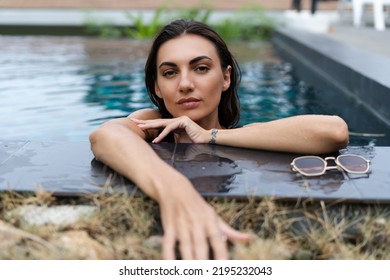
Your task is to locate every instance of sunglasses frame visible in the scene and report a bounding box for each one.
[290,154,371,177]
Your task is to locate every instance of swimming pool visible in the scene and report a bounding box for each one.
[1,36,388,145]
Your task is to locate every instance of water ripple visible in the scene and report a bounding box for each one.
[0,36,388,145]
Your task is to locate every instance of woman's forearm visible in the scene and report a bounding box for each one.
[89,119,179,202]
[215,115,349,154]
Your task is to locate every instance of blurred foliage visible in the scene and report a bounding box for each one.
[83,5,277,41]
[84,18,124,39]
[214,5,277,41]
[176,7,212,24]
[123,8,165,39]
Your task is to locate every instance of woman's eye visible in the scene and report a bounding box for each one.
[195,66,209,73]
[162,70,176,77]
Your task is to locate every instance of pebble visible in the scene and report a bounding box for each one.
[6,205,96,228]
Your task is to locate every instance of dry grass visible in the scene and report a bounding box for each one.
[0,191,389,260]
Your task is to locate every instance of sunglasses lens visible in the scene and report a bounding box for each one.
[338,155,368,173]
[294,157,325,176]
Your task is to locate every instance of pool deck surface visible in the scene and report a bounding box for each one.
[1,2,390,203]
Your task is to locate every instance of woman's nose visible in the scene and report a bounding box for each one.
[178,72,194,93]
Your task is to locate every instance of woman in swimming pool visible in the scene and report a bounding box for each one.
[89,19,349,260]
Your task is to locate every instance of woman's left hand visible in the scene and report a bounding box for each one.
[131,116,210,144]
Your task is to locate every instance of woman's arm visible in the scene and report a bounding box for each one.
[134,114,349,155]
[217,115,349,154]
[89,114,251,259]
[89,117,168,201]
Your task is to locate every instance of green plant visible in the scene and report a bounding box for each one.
[176,7,212,24]
[82,5,277,41]
[84,18,123,38]
[213,5,277,41]
[124,8,165,39]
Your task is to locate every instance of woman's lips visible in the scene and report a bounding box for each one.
[177,97,201,109]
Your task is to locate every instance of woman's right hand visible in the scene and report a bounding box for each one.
[131,116,210,144]
[153,167,252,260]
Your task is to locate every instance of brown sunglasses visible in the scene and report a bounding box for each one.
[291,154,371,177]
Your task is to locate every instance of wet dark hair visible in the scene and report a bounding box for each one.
[144,19,241,128]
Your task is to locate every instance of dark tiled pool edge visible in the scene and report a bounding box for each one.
[1,141,390,204]
[272,27,390,129]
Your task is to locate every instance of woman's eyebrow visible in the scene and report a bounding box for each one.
[189,55,212,65]
[158,55,213,68]
[158,61,176,68]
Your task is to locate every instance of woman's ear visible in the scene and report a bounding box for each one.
[222,65,232,92]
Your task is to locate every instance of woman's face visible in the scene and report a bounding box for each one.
[155,34,231,128]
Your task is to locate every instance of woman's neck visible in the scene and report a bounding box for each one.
[196,114,223,130]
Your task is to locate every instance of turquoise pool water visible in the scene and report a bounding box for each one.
[1,36,388,145]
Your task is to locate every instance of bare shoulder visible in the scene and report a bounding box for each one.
[128,108,161,120]
[96,109,161,141]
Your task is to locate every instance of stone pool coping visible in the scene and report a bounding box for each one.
[273,27,390,129]
[1,140,389,204]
